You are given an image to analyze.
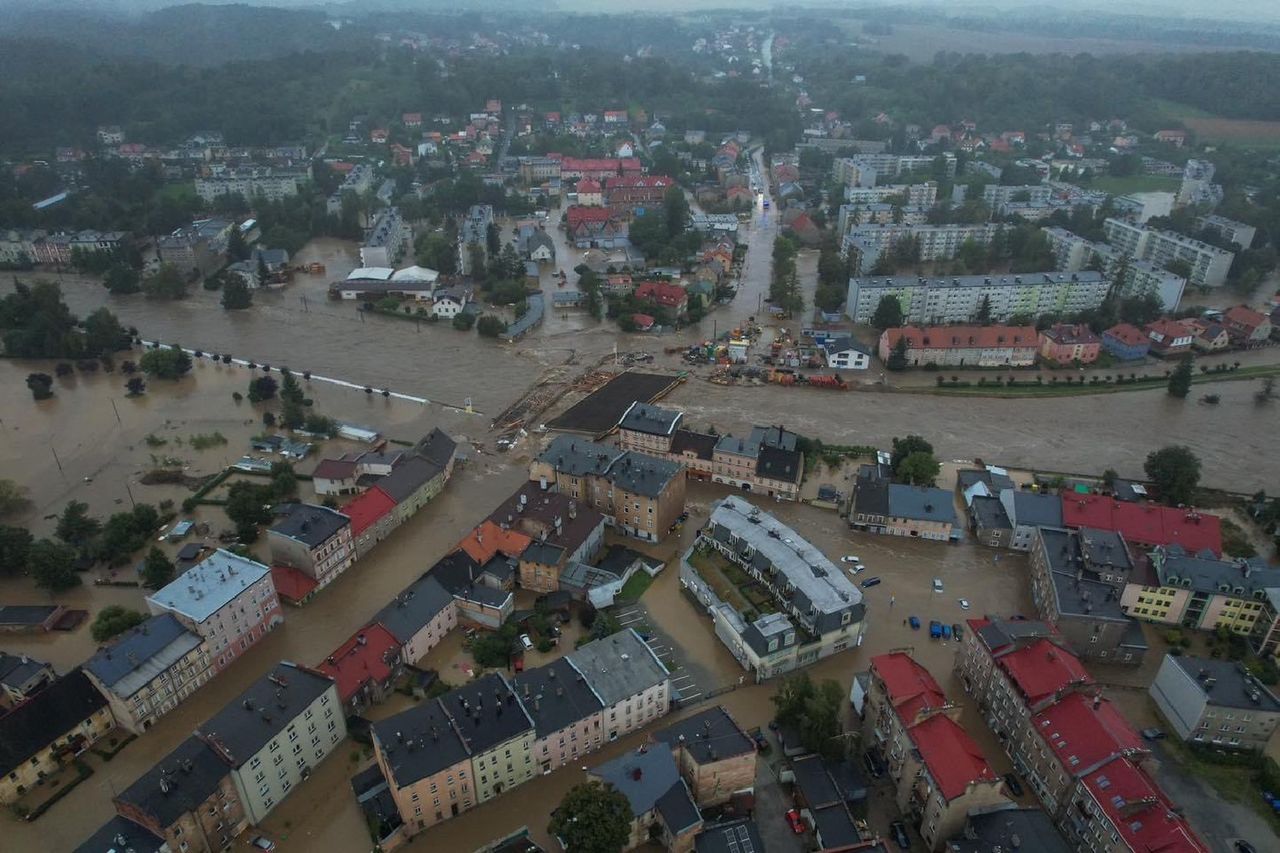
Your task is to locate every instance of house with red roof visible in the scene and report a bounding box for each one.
[575,177,603,206]
[1074,756,1207,853]
[635,281,689,318]
[456,521,532,566]
[402,112,423,128]
[564,205,628,248]
[865,653,1007,850]
[370,128,389,144]
[1038,324,1101,365]
[631,313,655,331]
[878,325,1039,368]
[604,175,673,212]
[1222,304,1272,346]
[342,486,398,558]
[316,623,403,714]
[1144,319,1193,358]
[1060,494,1222,555]
[1101,323,1151,361]
[390,143,415,168]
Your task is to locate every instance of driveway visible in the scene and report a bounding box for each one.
[754,735,806,853]
[1148,741,1275,853]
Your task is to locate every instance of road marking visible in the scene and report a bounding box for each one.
[618,616,645,625]
[678,691,703,701]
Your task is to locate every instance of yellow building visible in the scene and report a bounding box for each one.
[1121,546,1280,640]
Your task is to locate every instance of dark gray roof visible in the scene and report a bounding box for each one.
[791,754,839,807]
[592,746,683,816]
[487,483,605,560]
[958,468,1017,494]
[372,697,470,785]
[597,544,655,577]
[523,541,567,567]
[1039,528,1130,623]
[810,803,861,848]
[656,778,702,834]
[619,402,683,437]
[947,807,1072,853]
[887,484,956,524]
[0,652,51,689]
[377,456,445,503]
[975,618,1057,653]
[511,658,604,738]
[1154,546,1280,597]
[749,425,798,451]
[854,477,891,516]
[671,429,717,460]
[84,613,202,697]
[651,706,754,766]
[823,756,868,803]
[1169,655,1280,712]
[1078,528,1132,572]
[75,816,165,853]
[197,662,336,767]
[540,435,621,478]
[539,436,682,498]
[608,452,682,498]
[695,820,764,853]
[971,495,1011,531]
[821,335,871,356]
[0,604,61,626]
[115,736,231,829]
[373,574,455,645]
[1007,490,1063,528]
[438,673,533,756]
[756,445,802,484]
[416,428,457,469]
[0,670,108,776]
[271,502,350,547]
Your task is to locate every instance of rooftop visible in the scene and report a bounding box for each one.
[651,706,755,765]
[0,670,108,776]
[1152,546,1280,598]
[1081,757,1207,852]
[1034,692,1143,779]
[269,565,319,604]
[84,613,203,698]
[342,487,397,537]
[618,401,683,437]
[970,617,1058,655]
[486,482,605,560]
[695,820,765,853]
[197,662,335,767]
[887,484,957,525]
[998,638,1093,705]
[947,808,1072,853]
[1167,655,1280,713]
[908,713,998,802]
[438,673,534,756]
[457,521,533,567]
[567,628,669,707]
[1061,495,1222,555]
[114,736,231,830]
[148,549,272,623]
[74,816,164,853]
[373,697,471,785]
[1039,529,1134,624]
[511,657,604,739]
[376,456,444,504]
[317,624,401,704]
[591,746,698,829]
[882,324,1040,350]
[871,653,947,724]
[1006,490,1063,529]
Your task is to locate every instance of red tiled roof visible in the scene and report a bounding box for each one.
[1033,692,1142,778]
[566,206,618,227]
[632,313,655,330]
[1223,304,1267,333]
[883,325,1039,350]
[635,281,688,309]
[312,459,358,481]
[1041,324,1101,346]
[561,157,625,172]
[271,565,318,604]
[1104,323,1149,347]
[458,520,532,564]
[620,158,642,172]
[907,713,998,801]
[871,653,947,724]
[576,178,602,192]
[1061,495,1222,555]
[999,638,1093,705]
[1145,319,1191,340]
[1081,757,1208,853]
[317,624,400,704]
[604,175,673,190]
[342,487,396,537]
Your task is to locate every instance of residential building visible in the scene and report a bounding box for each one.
[112,736,248,853]
[1102,218,1234,289]
[787,753,867,849]
[75,816,165,853]
[605,175,675,212]
[1060,494,1222,555]
[428,551,515,629]
[1101,323,1151,361]
[651,706,757,807]
[821,335,872,370]
[1119,545,1280,638]
[481,483,606,592]
[695,820,766,853]
[193,167,309,203]
[317,624,404,715]
[574,177,603,206]
[1039,324,1101,364]
[878,325,1039,368]
[566,628,671,742]
[326,162,376,215]
[969,495,1014,548]
[1222,304,1272,346]
[842,183,938,207]
[1068,756,1208,853]
[559,157,640,180]
[946,807,1072,853]
[1028,527,1148,665]
[512,657,605,774]
[146,550,283,674]
[196,662,346,824]
[530,436,687,543]
[589,747,703,852]
[432,284,471,319]
[361,207,410,268]
[0,670,115,804]
[983,184,1053,208]
[847,272,1109,325]
[1197,214,1256,250]
[83,613,212,734]
[635,281,689,318]
[1045,227,1187,310]
[617,402,684,455]
[437,673,536,803]
[373,573,458,665]
[688,496,865,678]
[957,467,1016,508]
[375,453,449,526]
[370,694,474,839]
[1178,158,1219,207]
[998,489,1063,551]
[1144,319,1194,358]
[709,426,805,500]
[1150,654,1280,750]
[157,220,231,278]
[1183,318,1232,352]
[851,468,957,541]
[840,222,998,276]
[564,206,628,248]
[0,652,55,708]
[864,654,1007,852]
[268,503,355,591]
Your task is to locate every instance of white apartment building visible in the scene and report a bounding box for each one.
[197,662,347,824]
[360,207,410,268]
[841,223,1000,275]
[982,184,1053,207]
[834,153,955,187]
[565,628,670,743]
[1197,214,1256,250]
[146,549,283,674]
[844,182,938,207]
[194,167,309,203]
[1102,218,1234,289]
[846,271,1110,325]
[326,162,376,215]
[1044,227,1186,310]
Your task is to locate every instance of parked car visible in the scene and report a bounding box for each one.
[1235,840,1258,853]
[941,623,952,640]
[785,808,805,834]
[1141,728,1166,741]
[251,838,277,853]
[749,727,770,753]
[862,747,886,778]
[840,555,861,564]
[929,620,943,639]
[952,623,963,641]
[957,598,970,610]
[1004,772,1025,797]
[861,576,882,588]
[890,820,910,850]
[520,633,534,651]
[908,615,921,630]
[932,578,943,592]
[848,564,865,576]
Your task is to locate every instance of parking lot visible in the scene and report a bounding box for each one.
[612,601,717,704]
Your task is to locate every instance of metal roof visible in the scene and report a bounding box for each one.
[147,549,271,624]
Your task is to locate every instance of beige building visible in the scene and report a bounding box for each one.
[590,747,703,852]
[651,706,757,807]
[1150,654,1280,751]
[567,628,671,743]
[438,674,536,803]
[513,658,606,774]
[373,699,476,838]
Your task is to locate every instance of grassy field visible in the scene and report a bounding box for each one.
[1151,99,1280,149]
[1089,174,1181,196]
[616,570,654,603]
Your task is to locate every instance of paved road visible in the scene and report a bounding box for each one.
[754,737,806,853]
[1148,741,1276,853]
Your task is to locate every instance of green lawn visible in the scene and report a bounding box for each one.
[616,570,654,603]
[1088,174,1181,196]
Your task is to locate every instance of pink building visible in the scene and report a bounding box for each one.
[1038,323,1101,365]
[146,549,283,674]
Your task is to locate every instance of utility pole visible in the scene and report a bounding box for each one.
[110,398,121,425]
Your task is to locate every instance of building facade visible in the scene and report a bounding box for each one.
[1102,218,1233,289]
[1150,654,1280,750]
[848,272,1109,325]
[267,503,356,591]
[878,325,1039,368]
[360,207,410,268]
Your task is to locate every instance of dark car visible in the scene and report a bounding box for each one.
[952,623,963,641]
[862,747,886,778]
[1141,728,1167,741]
[890,820,910,850]
[1003,772,1025,797]
[861,576,882,588]
[1234,841,1257,853]
[749,727,770,753]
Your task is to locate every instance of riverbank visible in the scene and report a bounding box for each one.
[917,364,1280,397]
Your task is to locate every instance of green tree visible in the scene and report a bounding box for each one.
[84,307,128,355]
[1102,468,1119,490]
[973,294,993,325]
[227,225,250,262]
[91,605,148,642]
[886,336,909,371]
[225,481,275,529]
[467,242,487,282]
[141,546,175,589]
[477,314,506,338]
[56,501,101,550]
[247,375,279,403]
[139,346,192,379]
[871,294,904,330]
[896,450,941,486]
[30,538,81,593]
[771,672,846,759]
[141,264,189,300]
[278,370,306,429]
[548,782,632,853]
[0,480,31,517]
[416,232,459,275]
[221,275,253,309]
[26,372,53,400]
[1144,445,1201,507]
[890,434,934,470]
[104,264,141,295]
[452,312,476,331]
[1167,355,1193,399]
[486,222,502,256]
[664,185,690,239]
[125,376,146,396]
[0,525,34,575]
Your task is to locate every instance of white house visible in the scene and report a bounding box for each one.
[432,285,470,319]
[822,336,871,370]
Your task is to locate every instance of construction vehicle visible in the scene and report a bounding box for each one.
[804,374,848,390]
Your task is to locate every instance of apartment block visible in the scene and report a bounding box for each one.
[591,747,703,852]
[982,184,1053,207]
[437,674,537,803]
[194,167,309,203]
[877,325,1039,369]
[1196,214,1256,250]
[511,657,605,774]
[1102,218,1233,289]
[565,628,671,743]
[326,162,375,215]
[651,706,757,807]
[146,550,283,674]
[847,271,1110,325]
[267,503,356,592]
[840,222,1000,275]
[1044,226,1186,311]
[844,182,938,207]
[361,206,410,267]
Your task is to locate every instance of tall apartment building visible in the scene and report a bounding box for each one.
[1196,214,1256,250]
[83,613,212,734]
[846,271,1109,325]
[1043,226,1186,310]
[146,550,283,674]
[1102,218,1234,289]
[1150,654,1280,751]
[360,206,410,267]
[841,222,999,275]
[511,657,606,774]
[197,663,346,825]
[1178,158,1218,206]
[834,153,955,186]
[844,182,938,207]
[326,162,375,214]
[458,204,495,273]
[267,503,356,591]
[194,167,309,203]
[436,674,537,803]
[982,184,1052,207]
